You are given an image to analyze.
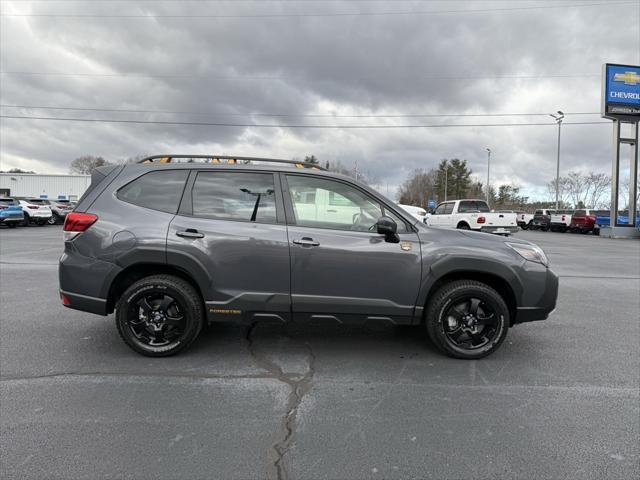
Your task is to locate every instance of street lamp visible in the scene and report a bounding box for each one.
[486,148,491,204]
[549,110,564,209]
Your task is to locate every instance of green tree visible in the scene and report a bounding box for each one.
[435,159,472,201]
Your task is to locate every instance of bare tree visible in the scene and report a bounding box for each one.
[584,172,611,208]
[397,169,438,208]
[546,177,571,207]
[70,155,112,174]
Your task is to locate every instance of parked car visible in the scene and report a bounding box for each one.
[426,200,518,235]
[0,197,23,228]
[17,198,52,226]
[46,198,75,224]
[550,210,574,232]
[569,209,608,234]
[531,209,556,231]
[398,204,428,223]
[59,155,558,360]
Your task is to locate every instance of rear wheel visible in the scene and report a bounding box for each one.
[22,213,30,227]
[426,280,509,359]
[116,275,204,357]
[456,222,470,230]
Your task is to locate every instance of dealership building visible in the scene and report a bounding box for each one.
[0,173,91,200]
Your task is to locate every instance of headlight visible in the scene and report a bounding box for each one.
[506,242,549,266]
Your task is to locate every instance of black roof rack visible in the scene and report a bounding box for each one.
[137,154,325,170]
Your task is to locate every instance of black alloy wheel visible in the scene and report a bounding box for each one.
[116,275,204,356]
[426,280,509,359]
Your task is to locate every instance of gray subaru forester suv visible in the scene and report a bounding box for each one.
[59,155,558,359]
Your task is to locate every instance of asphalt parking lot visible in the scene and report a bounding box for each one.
[1,226,639,480]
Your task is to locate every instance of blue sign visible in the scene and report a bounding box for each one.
[602,64,640,118]
[428,199,436,209]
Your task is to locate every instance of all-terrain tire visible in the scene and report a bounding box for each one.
[425,280,510,360]
[115,275,204,357]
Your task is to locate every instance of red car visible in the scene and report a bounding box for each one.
[569,209,609,234]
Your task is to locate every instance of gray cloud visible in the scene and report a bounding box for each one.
[1,0,638,200]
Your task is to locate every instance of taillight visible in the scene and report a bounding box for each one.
[63,212,97,240]
[60,292,71,306]
[477,216,486,224]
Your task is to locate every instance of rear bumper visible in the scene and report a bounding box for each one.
[514,268,559,324]
[60,290,108,315]
[480,226,518,234]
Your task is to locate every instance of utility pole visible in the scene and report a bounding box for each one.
[550,111,564,209]
[444,161,448,201]
[486,148,491,204]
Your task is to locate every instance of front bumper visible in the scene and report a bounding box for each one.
[480,226,518,234]
[514,267,559,324]
[0,216,22,223]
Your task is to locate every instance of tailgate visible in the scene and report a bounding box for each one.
[483,213,517,226]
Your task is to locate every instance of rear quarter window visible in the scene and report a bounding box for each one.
[117,170,189,214]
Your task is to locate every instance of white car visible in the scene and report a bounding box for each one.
[397,204,428,223]
[426,199,518,235]
[18,198,53,226]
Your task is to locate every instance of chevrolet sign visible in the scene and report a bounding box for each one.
[602,63,640,119]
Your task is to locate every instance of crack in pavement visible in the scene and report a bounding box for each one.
[245,322,316,480]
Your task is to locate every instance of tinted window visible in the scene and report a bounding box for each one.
[574,210,586,216]
[286,175,407,233]
[0,198,17,205]
[434,203,447,215]
[535,210,543,215]
[443,203,454,214]
[474,201,491,213]
[118,170,188,213]
[192,171,277,223]
[458,201,474,213]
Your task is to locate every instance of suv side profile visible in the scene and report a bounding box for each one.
[59,155,558,360]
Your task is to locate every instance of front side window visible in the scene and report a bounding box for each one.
[191,171,277,223]
[286,175,404,232]
[117,170,189,214]
[443,203,455,214]
[434,203,446,215]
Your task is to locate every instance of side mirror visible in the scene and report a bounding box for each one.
[376,216,399,243]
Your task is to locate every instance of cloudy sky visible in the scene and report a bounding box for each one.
[1,0,638,200]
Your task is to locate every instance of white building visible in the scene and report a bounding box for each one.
[0,173,91,200]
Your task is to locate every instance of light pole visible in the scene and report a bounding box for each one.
[486,148,491,204]
[550,111,564,209]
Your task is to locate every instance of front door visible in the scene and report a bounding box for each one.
[282,174,422,323]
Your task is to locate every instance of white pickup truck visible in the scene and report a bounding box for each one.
[426,199,518,235]
[398,204,428,223]
[550,210,574,232]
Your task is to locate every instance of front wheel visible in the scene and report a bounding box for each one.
[22,213,30,227]
[115,275,204,357]
[48,213,60,225]
[426,280,509,359]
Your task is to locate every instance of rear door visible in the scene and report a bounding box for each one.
[282,173,421,322]
[167,170,291,321]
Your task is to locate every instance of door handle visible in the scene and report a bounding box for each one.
[176,229,205,239]
[293,237,320,247]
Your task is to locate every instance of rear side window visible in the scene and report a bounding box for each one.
[117,170,188,214]
[458,201,474,213]
[191,171,277,223]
